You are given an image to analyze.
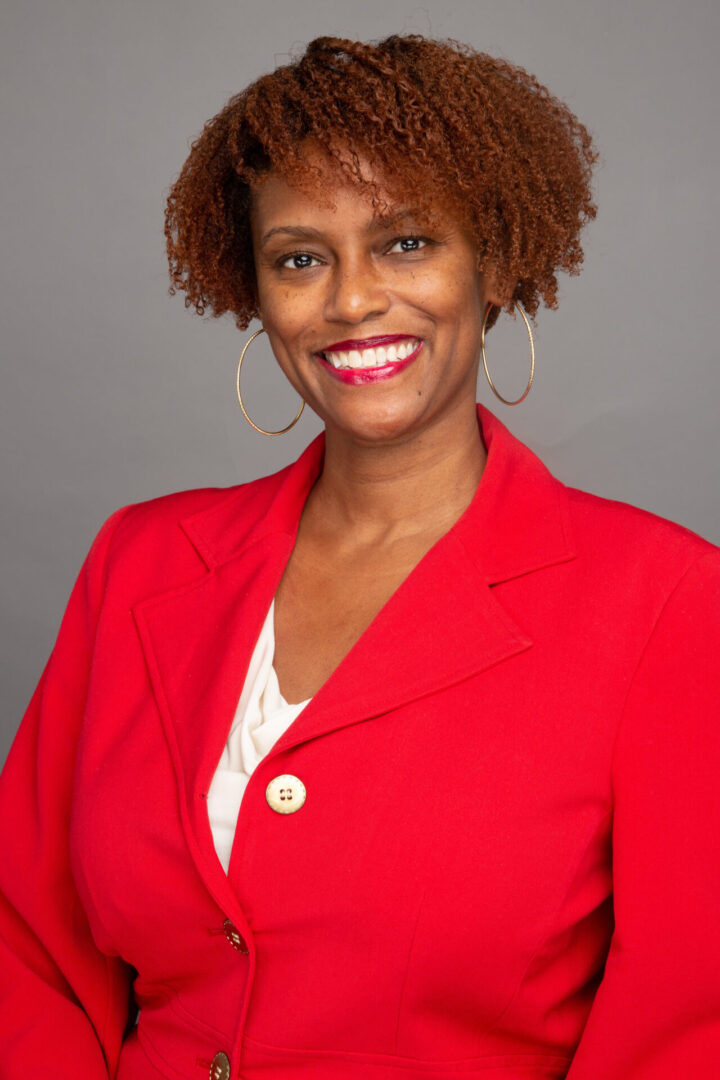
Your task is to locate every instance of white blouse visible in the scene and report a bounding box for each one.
[206,600,311,872]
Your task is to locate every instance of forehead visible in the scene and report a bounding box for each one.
[249,139,442,235]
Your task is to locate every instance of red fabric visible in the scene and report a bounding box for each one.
[1,404,719,1079]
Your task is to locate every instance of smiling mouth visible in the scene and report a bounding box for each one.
[318,337,422,370]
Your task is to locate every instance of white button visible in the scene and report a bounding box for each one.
[266,774,306,814]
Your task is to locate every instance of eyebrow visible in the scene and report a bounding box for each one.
[259,210,418,248]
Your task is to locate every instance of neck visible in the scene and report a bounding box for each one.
[306,402,487,545]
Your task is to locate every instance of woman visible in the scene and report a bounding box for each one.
[1,33,719,1080]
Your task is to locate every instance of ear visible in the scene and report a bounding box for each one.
[478,260,512,311]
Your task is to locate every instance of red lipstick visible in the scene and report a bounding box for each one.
[317,340,424,385]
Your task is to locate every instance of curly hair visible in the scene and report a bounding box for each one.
[165,34,597,331]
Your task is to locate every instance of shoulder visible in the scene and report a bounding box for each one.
[479,407,718,597]
[109,466,290,545]
[562,481,720,605]
[87,465,295,597]
[565,482,717,557]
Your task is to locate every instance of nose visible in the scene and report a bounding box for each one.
[323,254,391,325]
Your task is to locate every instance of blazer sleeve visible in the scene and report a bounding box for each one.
[0,507,134,1077]
[567,548,720,1079]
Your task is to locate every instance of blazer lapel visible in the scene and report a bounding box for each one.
[133,535,294,903]
[266,404,577,752]
[132,405,576,899]
[268,532,534,756]
[132,440,323,905]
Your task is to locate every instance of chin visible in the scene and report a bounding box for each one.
[327,400,432,446]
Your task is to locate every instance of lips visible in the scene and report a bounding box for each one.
[317,339,424,385]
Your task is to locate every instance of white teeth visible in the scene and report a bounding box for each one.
[323,338,419,370]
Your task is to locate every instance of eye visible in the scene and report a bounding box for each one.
[277,251,321,271]
[388,235,431,254]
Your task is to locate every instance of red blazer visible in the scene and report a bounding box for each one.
[1,404,719,1080]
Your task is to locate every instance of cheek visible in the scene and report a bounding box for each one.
[405,260,481,314]
[259,286,309,338]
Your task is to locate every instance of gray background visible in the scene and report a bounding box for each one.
[2,0,718,764]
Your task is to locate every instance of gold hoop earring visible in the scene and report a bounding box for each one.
[480,301,535,406]
[236,328,305,436]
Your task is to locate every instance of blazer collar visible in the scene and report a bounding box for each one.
[179,403,576,585]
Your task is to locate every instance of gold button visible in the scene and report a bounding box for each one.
[223,918,249,954]
[265,774,306,814]
[209,1051,230,1080]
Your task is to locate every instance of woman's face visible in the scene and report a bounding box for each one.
[250,145,502,446]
